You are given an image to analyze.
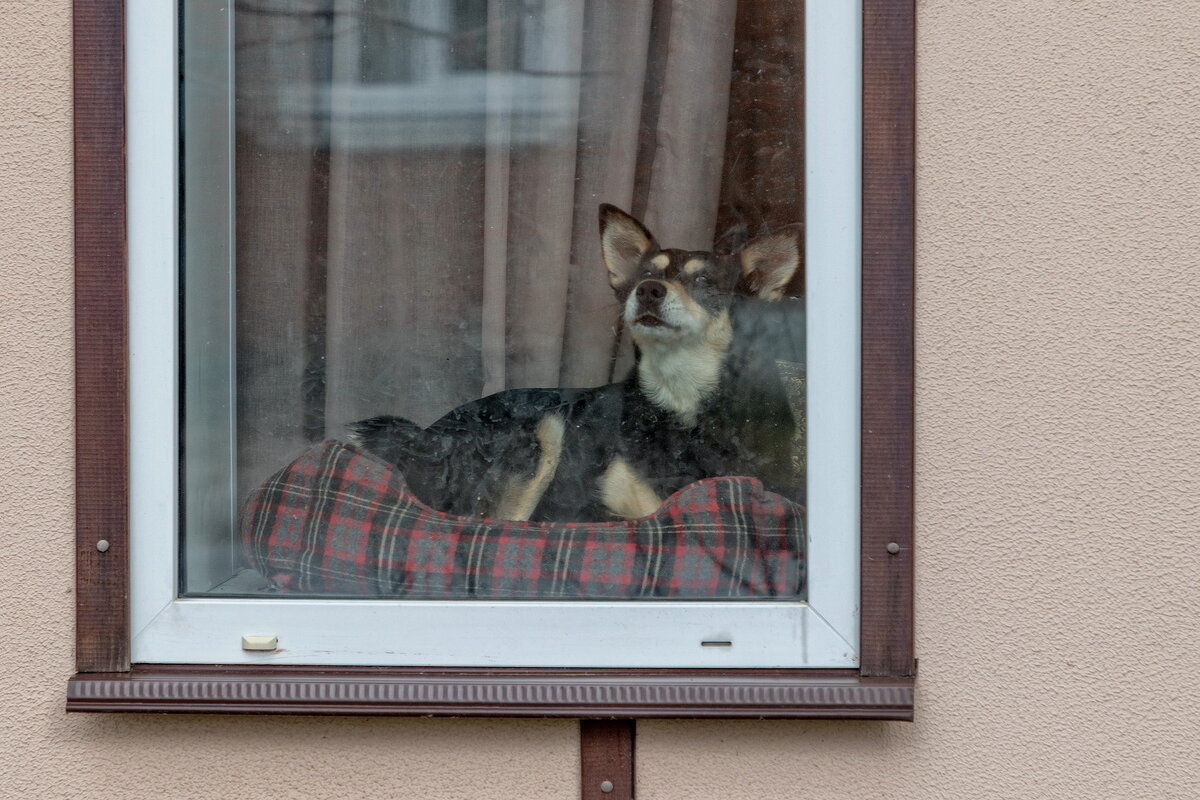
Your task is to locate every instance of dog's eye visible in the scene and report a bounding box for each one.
[694,274,711,285]
[642,269,655,278]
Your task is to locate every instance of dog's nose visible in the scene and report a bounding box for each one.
[636,280,667,301]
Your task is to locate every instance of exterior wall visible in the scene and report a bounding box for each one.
[1,0,1196,797]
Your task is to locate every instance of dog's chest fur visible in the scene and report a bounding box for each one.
[636,335,727,427]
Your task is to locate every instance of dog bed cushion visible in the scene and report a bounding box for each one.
[241,440,805,599]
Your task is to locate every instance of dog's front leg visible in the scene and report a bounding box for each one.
[599,457,663,520]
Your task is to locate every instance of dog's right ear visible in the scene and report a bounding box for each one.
[599,204,656,289]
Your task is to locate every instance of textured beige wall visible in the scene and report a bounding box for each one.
[2,0,1198,798]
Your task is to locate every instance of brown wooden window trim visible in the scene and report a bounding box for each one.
[69,0,914,719]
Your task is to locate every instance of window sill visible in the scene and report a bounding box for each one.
[67,666,914,720]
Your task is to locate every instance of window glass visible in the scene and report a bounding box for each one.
[181,0,807,601]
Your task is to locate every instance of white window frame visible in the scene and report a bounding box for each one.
[129,0,862,668]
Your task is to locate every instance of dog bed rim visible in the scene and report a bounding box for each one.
[304,439,790,530]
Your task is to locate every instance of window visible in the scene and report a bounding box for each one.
[71,0,913,717]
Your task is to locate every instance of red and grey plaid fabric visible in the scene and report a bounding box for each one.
[241,440,805,599]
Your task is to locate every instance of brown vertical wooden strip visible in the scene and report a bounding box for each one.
[74,0,130,673]
[860,0,916,678]
[580,719,635,800]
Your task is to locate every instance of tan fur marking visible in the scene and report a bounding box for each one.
[671,281,706,318]
[495,414,565,521]
[600,457,663,519]
[705,308,733,349]
[651,253,670,270]
[684,258,706,275]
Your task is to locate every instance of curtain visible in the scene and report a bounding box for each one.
[233,0,804,500]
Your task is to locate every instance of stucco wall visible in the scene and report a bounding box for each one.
[2,1,1197,797]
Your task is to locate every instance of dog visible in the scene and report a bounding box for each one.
[348,204,802,522]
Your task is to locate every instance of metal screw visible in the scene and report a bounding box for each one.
[96,540,110,553]
[600,780,614,793]
[886,542,900,554]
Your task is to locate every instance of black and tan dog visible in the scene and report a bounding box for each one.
[349,204,802,522]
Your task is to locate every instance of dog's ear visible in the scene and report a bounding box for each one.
[599,204,656,289]
[738,225,802,300]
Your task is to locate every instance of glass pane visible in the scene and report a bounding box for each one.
[181,0,807,600]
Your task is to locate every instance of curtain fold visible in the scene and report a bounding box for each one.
[559,0,653,388]
[497,0,585,390]
[322,1,486,430]
[637,0,738,249]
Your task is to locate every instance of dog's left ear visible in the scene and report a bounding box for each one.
[739,226,802,300]
[599,204,657,290]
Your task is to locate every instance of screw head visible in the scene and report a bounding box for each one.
[600,780,614,793]
[886,542,900,554]
[96,540,110,553]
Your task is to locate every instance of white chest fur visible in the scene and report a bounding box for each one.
[637,337,728,427]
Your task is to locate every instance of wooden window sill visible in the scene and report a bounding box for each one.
[68,666,914,720]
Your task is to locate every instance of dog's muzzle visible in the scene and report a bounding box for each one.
[632,280,670,327]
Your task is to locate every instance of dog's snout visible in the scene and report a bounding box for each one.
[636,280,667,302]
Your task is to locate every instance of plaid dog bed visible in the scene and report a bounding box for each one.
[241,440,805,599]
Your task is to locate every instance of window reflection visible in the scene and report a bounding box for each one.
[183,0,808,599]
